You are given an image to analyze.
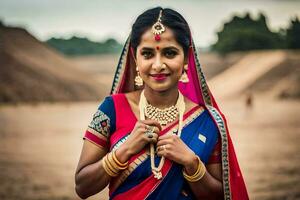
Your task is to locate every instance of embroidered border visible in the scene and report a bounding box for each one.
[111,135,130,152]
[191,41,212,106]
[110,35,131,94]
[109,107,205,192]
[88,110,111,138]
[207,106,231,200]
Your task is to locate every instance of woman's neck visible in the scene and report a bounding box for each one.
[143,86,179,109]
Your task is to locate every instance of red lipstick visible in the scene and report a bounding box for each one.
[150,74,169,81]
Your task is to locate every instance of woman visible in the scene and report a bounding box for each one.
[75,7,248,200]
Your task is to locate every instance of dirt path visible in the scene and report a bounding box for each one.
[0,102,108,200]
[0,97,299,199]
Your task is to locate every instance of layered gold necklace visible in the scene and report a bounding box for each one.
[139,90,185,180]
[145,101,179,126]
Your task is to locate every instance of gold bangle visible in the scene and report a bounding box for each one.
[112,150,128,169]
[102,156,116,177]
[182,156,206,182]
[184,157,201,179]
[102,159,114,177]
[102,155,118,177]
[106,153,120,174]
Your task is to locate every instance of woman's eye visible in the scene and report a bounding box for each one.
[141,51,153,59]
[164,50,177,58]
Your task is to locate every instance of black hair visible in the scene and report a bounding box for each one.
[131,7,191,57]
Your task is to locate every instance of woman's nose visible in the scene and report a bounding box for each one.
[152,56,164,71]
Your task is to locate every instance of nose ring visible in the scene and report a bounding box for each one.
[161,63,167,69]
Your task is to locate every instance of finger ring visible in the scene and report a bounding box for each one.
[148,132,153,138]
[145,125,155,138]
[163,145,166,151]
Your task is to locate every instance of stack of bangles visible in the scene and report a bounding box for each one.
[102,150,128,177]
[182,155,206,182]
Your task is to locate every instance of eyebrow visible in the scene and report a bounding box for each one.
[140,47,153,51]
[162,46,180,52]
[140,46,180,51]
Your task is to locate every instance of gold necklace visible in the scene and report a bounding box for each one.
[139,90,185,180]
[145,100,179,126]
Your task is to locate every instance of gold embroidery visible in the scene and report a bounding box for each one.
[86,127,108,141]
[207,106,232,200]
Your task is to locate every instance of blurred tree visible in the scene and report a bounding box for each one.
[212,12,284,54]
[46,36,122,56]
[286,17,300,49]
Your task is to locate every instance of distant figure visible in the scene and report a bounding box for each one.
[245,92,253,109]
[75,7,248,200]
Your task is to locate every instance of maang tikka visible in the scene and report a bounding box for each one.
[179,64,189,83]
[152,10,165,41]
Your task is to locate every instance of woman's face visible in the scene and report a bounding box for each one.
[136,27,186,92]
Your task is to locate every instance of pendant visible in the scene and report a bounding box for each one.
[153,170,162,180]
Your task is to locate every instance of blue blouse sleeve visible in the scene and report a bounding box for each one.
[83,96,116,149]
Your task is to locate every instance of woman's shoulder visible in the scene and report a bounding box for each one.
[101,92,129,105]
[98,95,114,106]
[105,91,141,112]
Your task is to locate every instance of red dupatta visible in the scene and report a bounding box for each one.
[109,32,249,199]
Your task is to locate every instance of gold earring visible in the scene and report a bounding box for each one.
[135,67,143,86]
[179,64,189,83]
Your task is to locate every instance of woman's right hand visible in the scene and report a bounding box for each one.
[115,119,161,163]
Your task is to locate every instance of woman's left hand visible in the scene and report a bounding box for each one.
[156,134,196,167]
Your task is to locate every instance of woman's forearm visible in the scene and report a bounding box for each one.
[75,144,133,199]
[75,160,110,199]
[188,170,223,199]
[184,156,223,199]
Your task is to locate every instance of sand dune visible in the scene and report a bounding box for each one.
[0,25,106,103]
[208,51,286,99]
[208,50,300,100]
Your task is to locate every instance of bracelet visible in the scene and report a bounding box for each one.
[102,155,118,177]
[182,155,206,182]
[112,150,128,169]
[106,153,121,174]
[102,151,129,177]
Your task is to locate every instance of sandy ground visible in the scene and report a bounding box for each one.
[0,96,299,200]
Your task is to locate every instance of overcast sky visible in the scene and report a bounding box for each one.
[0,0,299,47]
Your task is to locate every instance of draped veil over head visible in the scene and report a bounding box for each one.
[109,9,249,200]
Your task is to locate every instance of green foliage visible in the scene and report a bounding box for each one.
[286,17,300,49]
[46,36,122,56]
[212,12,288,54]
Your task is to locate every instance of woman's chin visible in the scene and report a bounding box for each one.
[145,83,177,93]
